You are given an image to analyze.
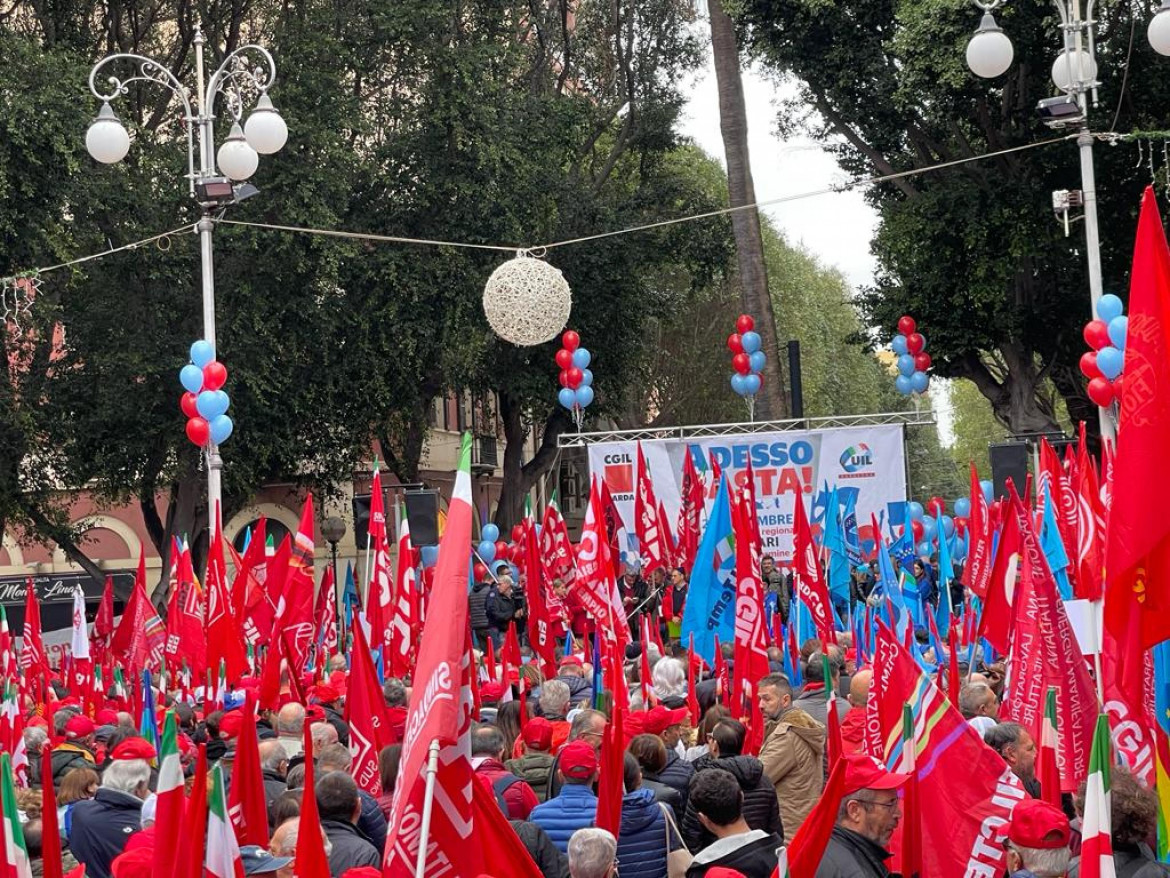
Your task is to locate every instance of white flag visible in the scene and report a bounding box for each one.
[70,586,90,660]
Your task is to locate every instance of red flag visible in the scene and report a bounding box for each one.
[964,464,993,599]
[245,532,284,647]
[685,634,700,725]
[280,496,317,674]
[730,481,769,718]
[501,623,522,677]
[639,616,653,707]
[231,517,267,632]
[656,500,677,570]
[205,521,247,685]
[540,499,577,589]
[998,492,1096,794]
[946,625,960,705]
[1074,423,1105,602]
[677,449,703,571]
[19,580,45,681]
[575,478,632,653]
[595,704,624,839]
[483,635,497,682]
[366,469,393,656]
[110,548,166,673]
[227,695,268,847]
[346,615,393,794]
[523,519,557,678]
[295,719,332,878]
[1105,187,1170,690]
[867,621,1025,877]
[40,747,63,878]
[91,575,115,664]
[177,745,208,878]
[388,512,417,679]
[470,774,545,878]
[978,486,1022,655]
[382,436,480,878]
[634,443,666,576]
[782,753,847,878]
[792,496,836,646]
[315,567,338,657]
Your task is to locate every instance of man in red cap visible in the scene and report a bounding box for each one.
[1004,798,1071,878]
[506,716,556,802]
[51,714,97,788]
[69,737,155,878]
[814,754,909,878]
[310,682,350,746]
[529,739,600,853]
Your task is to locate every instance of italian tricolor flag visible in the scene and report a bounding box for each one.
[206,764,244,878]
[1,753,31,878]
[1038,686,1061,808]
[153,711,184,872]
[1080,713,1116,878]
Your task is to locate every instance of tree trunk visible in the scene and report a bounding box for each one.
[495,397,569,530]
[958,345,1063,436]
[145,472,202,613]
[708,0,788,421]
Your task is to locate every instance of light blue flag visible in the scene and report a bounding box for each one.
[841,488,862,565]
[876,535,913,642]
[823,485,851,606]
[1040,489,1073,600]
[342,561,359,650]
[935,525,955,631]
[680,474,736,668]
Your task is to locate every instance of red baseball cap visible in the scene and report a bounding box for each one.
[705,869,747,878]
[218,710,244,739]
[1007,798,1071,849]
[559,740,599,779]
[111,846,154,878]
[645,705,689,736]
[559,656,583,669]
[65,715,96,737]
[841,754,910,796]
[311,683,341,704]
[479,681,507,703]
[521,717,553,751]
[110,737,157,761]
[96,709,120,726]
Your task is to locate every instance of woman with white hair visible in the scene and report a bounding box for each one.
[568,827,617,878]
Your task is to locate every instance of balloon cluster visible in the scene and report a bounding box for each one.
[891,315,930,396]
[178,340,233,446]
[727,314,765,400]
[904,487,992,562]
[473,522,529,581]
[1080,293,1127,408]
[555,330,594,429]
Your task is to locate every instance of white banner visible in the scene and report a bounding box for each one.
[587,425,907,562]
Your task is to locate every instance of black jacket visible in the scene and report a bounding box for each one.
[486,586,519,630]
[554,674,592,703]
[262,768,287,823]
[685,830,781,878]
[641,777,682,814]
[51,745,96,788]
[681,756,783,853]
[814,826,893,878]
[67,788,143,878]
[323,705,350,747]
[469,581,493,631]
[644,749,694,813]
[511,820,570,878]
[357,788,389,854]
[322,818,381,876]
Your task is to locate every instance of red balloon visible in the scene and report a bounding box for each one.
[562,330,580,352]
[898,315,917,335]
[511,524,524,543]
[906,333,925,354]
[732,353,751,375]
[495,540,508,558]
[1083,320,1110,351]
[566,366,583,388]
[928,496,945,516]
[913,352,932,371]
[180,392,199,418]
[1087,376,1115,407]
[555,348,573,369]
[1112,374,1125,399]
[1079,351,1101,379]
[473,562,488,581]
[953,516,968,532]
[736,314,755,334]
[911,520,924,542]
[202,360,227,391]
[186,417,210,446]
[558,370,570,388]
[727,333,743,354]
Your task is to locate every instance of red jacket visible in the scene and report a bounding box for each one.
[841,706,866,755]
[475,758,539,821]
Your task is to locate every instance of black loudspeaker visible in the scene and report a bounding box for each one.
[988,441,1029,500]
[404,490,441,546]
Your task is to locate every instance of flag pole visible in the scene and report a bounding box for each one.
[414,739,442,878]
[1088,598,1105,705]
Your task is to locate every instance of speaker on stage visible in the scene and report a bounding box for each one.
[988,441,1029,500]
[404,490,441,546]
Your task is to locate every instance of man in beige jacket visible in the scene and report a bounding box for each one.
[756,673,826,842]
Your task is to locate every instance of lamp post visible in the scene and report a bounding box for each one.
[85,27,288,528]
[964,0,1170,442]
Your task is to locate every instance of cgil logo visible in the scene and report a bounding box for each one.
[839,443,873,473]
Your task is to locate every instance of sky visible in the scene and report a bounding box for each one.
[679,58,957,444]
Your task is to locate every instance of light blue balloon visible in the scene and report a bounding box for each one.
[1097,346,1124,380]
[908,501,925,521]
[741,331,762,354]
[923,515,937,540]
[558,387,576,409]
[916,540,933,558]
[952,535,968,561]
[941,514,955,538]
[897,354,916,377]
[894,374,913,395]
[180,364,204,393]
[749,351,766,373]
[477,540,496,563]
[420,545,438,568]
[189,340,215,369]
[954,497,971,518]
[892,334,909,355]
[910,371,929,394]
[209,414,233,444]
[580,368,593,387]
[575,386,594,407]
[731,373,748,395]
[482,523,500,544]
[743,374,761,395]
[1097,293,1124,323]
[1108,315,1128,350]
[980,479,994,503]
[197,390,221,419]
[572,348,591,369]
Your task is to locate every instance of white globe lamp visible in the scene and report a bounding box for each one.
[86,102,130,164]
[217,122,260,181]
[966,13,1014,79]
[1051,49,1098,91]
[1149,1,1170,55]
[244,93,288,155]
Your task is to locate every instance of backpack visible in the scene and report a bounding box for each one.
[492,772,525,814]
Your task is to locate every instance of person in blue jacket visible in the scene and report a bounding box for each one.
[617,752,686,878]
[529,740,599,853]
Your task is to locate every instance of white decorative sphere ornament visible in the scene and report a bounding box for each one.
[482,252,572,346]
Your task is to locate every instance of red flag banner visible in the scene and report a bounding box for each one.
[634,443,666,576]
[523,519,557,678]
[575,478,632,653]
[792,495,835,646]
[206,522,246,685]
[388,513,417,679]
[965,463,993,599]
[540,499,577,589]
[111,548,166,673]
[1074,424,1105,602]
[227,696,268,847]
[730,482,769,716]
[978,488,1022,655]
[677,448,703,572]
[346,616,392,795]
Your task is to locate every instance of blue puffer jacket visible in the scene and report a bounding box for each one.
[529,783,598,853]
[616,789,674,878]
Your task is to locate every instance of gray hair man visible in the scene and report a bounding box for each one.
[567,828,617,878]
